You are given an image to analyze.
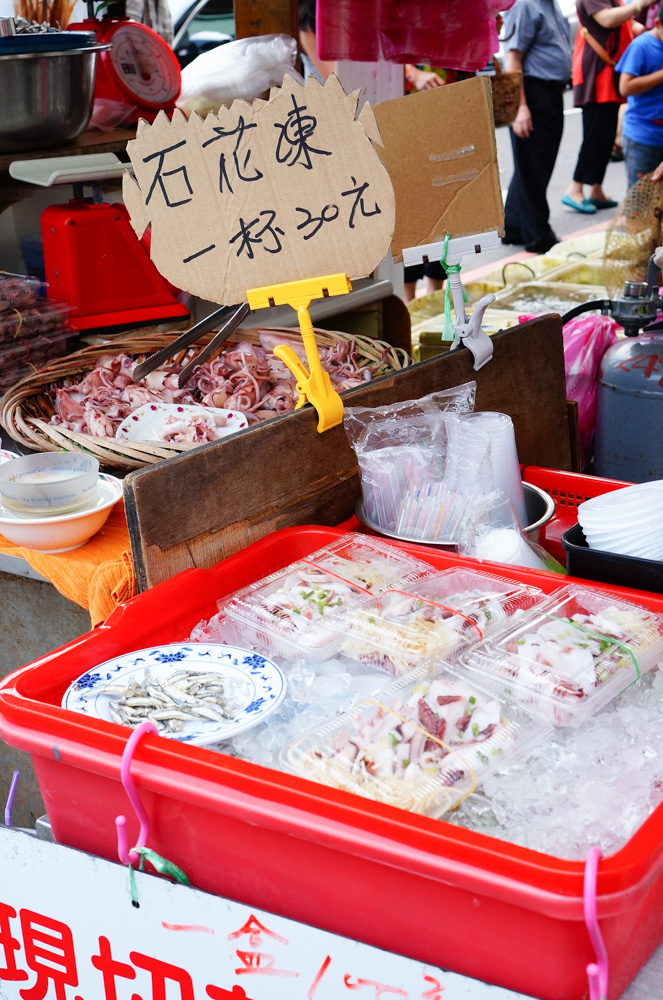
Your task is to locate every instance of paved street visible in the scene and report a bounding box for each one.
[478,88,629,271]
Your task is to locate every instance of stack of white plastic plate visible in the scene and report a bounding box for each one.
[578,482,663,560]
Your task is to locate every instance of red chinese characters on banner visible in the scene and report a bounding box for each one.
[228,915,298,979]
[0,899,443,1000]
[0,902,26,983]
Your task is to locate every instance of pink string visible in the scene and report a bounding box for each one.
[115,721,159,866]
[584,847,608,1000]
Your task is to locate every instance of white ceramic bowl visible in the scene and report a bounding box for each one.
[0,473,122,552]
[0,451,99,515]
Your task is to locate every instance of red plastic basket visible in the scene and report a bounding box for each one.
[1,527,662,1000]
[521,465,632,565]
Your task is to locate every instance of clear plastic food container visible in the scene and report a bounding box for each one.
[284,664,549,817]
[305,532,434,594]
[0,299,71,344]
[461,585,663,726]
[219,534,434,663]
[334,569,546,677]
[0,271,43,311]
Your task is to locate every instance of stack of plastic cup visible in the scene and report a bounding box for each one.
[443,415,492,494]
[463,412,527,525]
[578,482,663,559]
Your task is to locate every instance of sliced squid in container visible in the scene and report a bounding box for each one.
[332,568,546,677]
[461,585,663,726]
[218,532,434,663]
[284,665,548,818]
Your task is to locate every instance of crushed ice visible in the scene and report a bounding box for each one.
[190,614,663,860]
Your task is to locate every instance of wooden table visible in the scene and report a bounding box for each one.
[0,127,136,175]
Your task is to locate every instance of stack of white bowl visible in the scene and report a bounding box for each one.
[577,482,663,560]
[0,451,122,552]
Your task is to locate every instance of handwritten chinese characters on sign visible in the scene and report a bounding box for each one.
[123,74,396,306]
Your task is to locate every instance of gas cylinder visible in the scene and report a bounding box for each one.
[594,333,663,481]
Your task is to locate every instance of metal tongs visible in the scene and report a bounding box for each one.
[132,302,249,388]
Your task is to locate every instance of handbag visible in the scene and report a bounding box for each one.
[491,57,522,128]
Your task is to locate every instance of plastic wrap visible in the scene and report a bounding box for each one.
[0,329,76,391]
[0,272,42,310]
[0,299,71,344]
[462,585,663,726]
[177,35,301,117]
[458,490,551,572]
[344,384,487,540]
[284,662,547,817]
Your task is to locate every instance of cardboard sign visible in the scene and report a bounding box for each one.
[123,75,396,306]
[0,827,530,1000]
[372,77,504,261]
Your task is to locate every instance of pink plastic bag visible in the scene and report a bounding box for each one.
[563,315,619,467]
[520,314,619,469]
[317,0,515,71]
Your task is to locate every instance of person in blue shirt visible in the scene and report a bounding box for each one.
[616,2,663,187]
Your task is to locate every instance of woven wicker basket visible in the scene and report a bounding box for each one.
[491,59,522,129]
[0,327,412,470]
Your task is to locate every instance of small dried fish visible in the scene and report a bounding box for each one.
[100,668,251,734]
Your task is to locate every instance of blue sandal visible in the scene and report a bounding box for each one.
[590,197,618,209]
[561,195,597,214]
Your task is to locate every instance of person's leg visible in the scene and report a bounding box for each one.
[509,78,564,252]
[403,262,424,303]
[423,259,446,295]
[503,129,525,245]
[624,136,663,188]
[566,106,592,205]
[564,104,619,208]
[583,103,620,201]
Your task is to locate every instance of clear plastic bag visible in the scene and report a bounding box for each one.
[457,490,551,572]
[344,384,488,538]
[89,99,139,133]
[177,35,301,117]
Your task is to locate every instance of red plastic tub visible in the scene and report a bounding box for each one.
[521,465,632,565]
[2,527,663,1000]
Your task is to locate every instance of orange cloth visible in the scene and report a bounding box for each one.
[0,500,136,628]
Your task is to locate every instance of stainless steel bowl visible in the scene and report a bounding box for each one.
[0,44,109,154]
[355,482,556,549]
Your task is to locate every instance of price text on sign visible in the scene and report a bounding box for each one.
[0,828,526,1000]
[123,75,396,306]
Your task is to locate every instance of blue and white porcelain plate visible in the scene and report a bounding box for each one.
[62,643,287,746]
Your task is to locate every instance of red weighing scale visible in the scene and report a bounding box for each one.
[8,8,187,332]
[11,156,190,332]
[68,5,181,125]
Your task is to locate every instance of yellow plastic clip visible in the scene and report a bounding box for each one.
[246,273,352,433]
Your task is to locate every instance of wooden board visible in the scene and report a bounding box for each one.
[234,0,298,42]
[124,315,571,590]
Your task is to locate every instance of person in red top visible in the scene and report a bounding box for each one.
[562,0,655,213]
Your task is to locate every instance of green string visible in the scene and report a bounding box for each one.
[543,613,641,681]
[438,232,470,342]
[127,846,191,907]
